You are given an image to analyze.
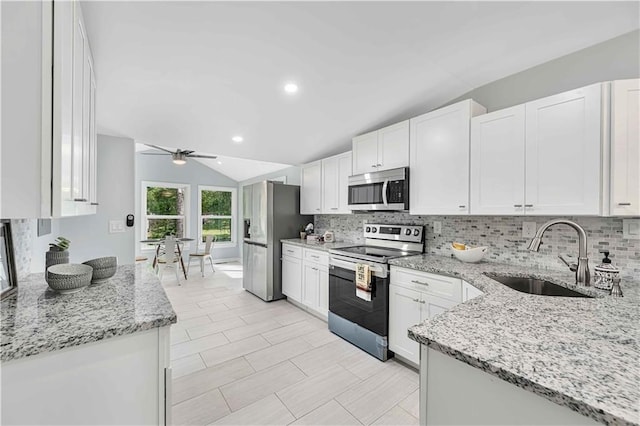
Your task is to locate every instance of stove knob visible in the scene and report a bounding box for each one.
[366,226,371,233]
[405,229,412,236]
[413,229,420,236]
[372,227,378,233]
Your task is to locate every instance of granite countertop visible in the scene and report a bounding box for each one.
[280,238,356,252]
[389,255,639,426]
[1,264,176,363]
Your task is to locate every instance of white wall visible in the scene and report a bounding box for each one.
[135,152,240,261]
[31,135,136,272]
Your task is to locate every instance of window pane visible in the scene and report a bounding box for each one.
[147,187,186,216]
[147,219,185,239]
[202,218,231,243]
[201,190,232,216]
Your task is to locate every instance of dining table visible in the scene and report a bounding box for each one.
[140,237,195,280]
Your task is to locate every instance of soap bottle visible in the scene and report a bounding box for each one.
[593,250,620,291]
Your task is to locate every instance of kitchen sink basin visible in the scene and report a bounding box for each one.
[485,274,593,298]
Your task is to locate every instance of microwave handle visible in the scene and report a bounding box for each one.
[382,179,389,206]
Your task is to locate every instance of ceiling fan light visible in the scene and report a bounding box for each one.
[172,152,187,165]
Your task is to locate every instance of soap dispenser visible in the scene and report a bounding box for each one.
[593,250,620,291]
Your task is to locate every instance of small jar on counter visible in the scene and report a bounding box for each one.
[593,250,620,291]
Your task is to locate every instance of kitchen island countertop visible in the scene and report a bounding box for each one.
[280,238,356,251]
[1,263,176,363]
[389,254,639,426]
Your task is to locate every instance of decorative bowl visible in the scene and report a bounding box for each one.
[83,256,117,284]
[452,245,488,263]
[47,264,93,294]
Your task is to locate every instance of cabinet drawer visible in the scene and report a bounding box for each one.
[282,244,302,259]
[303,249,329,266]
[391,267,462,302]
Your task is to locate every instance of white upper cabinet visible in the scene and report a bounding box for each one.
[610,79,640,216]
[470,105,526,215]
[410,100,486,215]
[1,0,97,218]
[321,152,352,214]
[525,83,604,216]
[352,120,409,175]
[352,131,379,174]
[300,161,322,214]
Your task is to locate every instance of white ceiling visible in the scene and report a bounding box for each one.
[83,1,639,169]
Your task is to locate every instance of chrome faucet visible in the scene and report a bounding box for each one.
[527,219,591,286]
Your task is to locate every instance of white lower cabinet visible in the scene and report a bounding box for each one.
[389,267,483,365]
[281,245,328,319]
[1,327,171,425]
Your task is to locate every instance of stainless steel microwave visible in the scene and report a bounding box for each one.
[347,167,409,211]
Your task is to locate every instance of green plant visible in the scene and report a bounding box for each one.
[49,237,70,252]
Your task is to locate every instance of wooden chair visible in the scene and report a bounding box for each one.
[157,236,182,283]
[188,235,215,277]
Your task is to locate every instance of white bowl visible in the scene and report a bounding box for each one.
[452,245,488,263]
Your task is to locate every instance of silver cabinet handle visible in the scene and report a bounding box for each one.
[371,164,377,168]
[513,204,523,208]
[330,207,338,210]
[90,202,99,206]
[411,279,429,286]
[525,204,534,207]
[377,163,382,167]
[316,208,320,211]
[311,267,318,271]
[412,298,420,303]
[287,250,294,254]
[458,205,466,209]
[419,300,426,304]
[311,255,320,260]
[618,202,632,206]
[74,198,87,202]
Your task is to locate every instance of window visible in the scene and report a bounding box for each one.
[142,182,190,245]
[199,186,237,247]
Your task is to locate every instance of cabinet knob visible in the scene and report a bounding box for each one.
[618,202,632,206]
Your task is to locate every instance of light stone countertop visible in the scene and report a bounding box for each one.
[389,254,639,426]
[280,238,356,252]
[1,264,176,363]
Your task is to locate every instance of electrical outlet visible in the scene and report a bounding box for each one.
[433,221,442,235]
[623,219,640,239]
[522,221,537,238]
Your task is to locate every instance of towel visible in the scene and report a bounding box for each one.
[355,263,372,301]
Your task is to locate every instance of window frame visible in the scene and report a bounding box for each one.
[198,185,237,249]
[141,181,190,251]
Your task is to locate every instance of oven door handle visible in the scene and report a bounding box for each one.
[329,258,386,278]
[382,179,389,206]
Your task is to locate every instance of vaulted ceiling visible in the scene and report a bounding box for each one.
[83,1,639,172]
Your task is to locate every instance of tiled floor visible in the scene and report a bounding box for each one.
[163,262,419,426]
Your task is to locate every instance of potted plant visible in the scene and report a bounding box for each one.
[299,226,306,240]
[46,237,71,272]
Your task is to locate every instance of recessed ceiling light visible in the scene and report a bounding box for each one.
[284,83,298,94]
[232,136,243,143]
[217,161,222,165]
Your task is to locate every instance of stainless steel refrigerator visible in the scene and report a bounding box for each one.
[242,181,312,301]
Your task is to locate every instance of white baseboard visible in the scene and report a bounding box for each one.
[212,257,240,264]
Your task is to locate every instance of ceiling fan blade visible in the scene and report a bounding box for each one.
[140,152,171,155]
[182,150,195,155]
[144,144,175,154]
[188,154,218,159]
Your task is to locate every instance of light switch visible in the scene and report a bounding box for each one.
[623,219,640,240]
[522,221,537,238]
[433,221,442,235]
[109,220,125,234]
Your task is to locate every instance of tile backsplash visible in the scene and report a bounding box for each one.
[9,219,34,280]
[314,214,640,277]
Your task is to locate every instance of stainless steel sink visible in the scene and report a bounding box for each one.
[485,274,593,298]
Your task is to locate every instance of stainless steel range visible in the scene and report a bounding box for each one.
[328,224,424,361]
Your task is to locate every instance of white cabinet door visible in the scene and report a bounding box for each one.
[470,105,526,215]
[378,120,409,171]
[321,152,352,214]
[410,99,486,215]
[301,161,322,214]
[422,294,460,320]
[352,131,379,175]
[317,265,329,317]
[389,284,422,364]
[525,84,603,215]
[611,79,640,216]
[282,255,302,303]
[301,263,320,308]
[462,281,484,302]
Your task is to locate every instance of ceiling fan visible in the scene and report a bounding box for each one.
[141,144,217,165]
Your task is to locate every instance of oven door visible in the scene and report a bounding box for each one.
[328,262,389,336]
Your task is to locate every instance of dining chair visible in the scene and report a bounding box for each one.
[188,235,216,277]
[157,236,182,283]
